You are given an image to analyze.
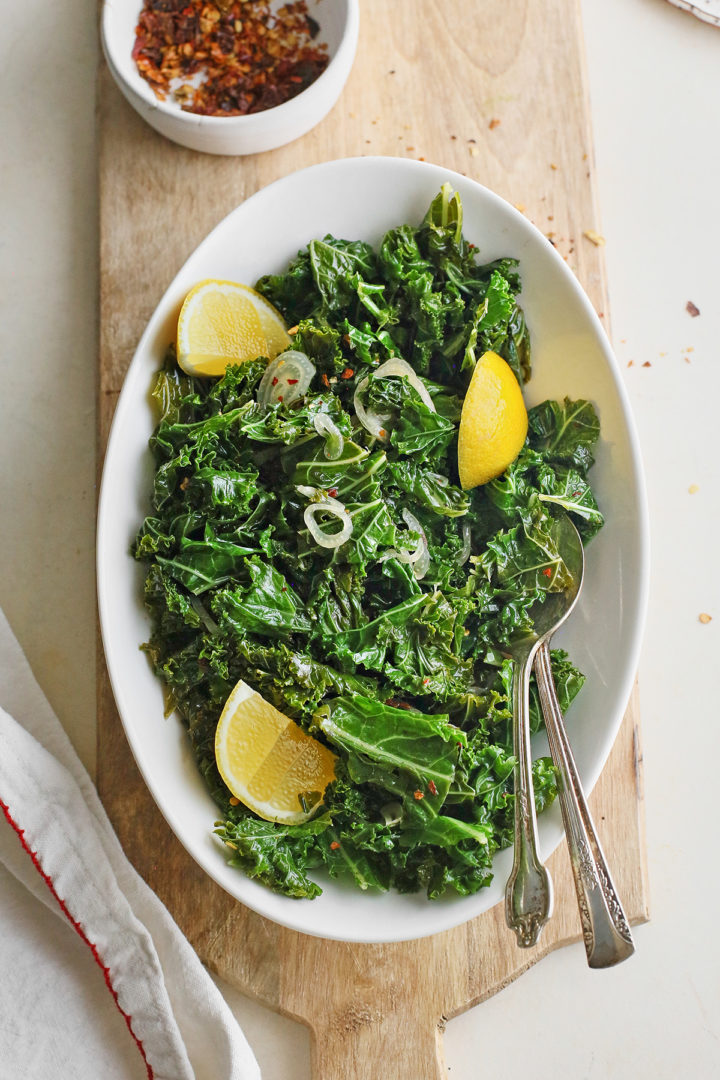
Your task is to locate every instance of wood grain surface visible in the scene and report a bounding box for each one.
[97,3,649,1077]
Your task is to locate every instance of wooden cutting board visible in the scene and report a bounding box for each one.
[97,3,649,1076]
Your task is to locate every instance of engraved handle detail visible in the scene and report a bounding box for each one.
[535,642,634,968]
[505,646,553,948]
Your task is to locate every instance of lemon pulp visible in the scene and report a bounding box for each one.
[214,680,336,825]
[177,279,290,377]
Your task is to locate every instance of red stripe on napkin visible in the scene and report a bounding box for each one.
[0,798,154,1080]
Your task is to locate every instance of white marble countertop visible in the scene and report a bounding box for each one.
[1,0,719,1076]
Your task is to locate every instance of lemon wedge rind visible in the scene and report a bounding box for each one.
[457,350,528,490]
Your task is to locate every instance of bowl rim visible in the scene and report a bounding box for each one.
[97,155,650,942]
[101,0,360,129]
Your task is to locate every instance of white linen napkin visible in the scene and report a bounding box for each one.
[0,606,261,1080]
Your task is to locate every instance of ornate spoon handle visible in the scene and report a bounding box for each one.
[535,642,635,968]
[505,645,553,947]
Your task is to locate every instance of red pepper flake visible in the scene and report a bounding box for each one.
[422,677,430,686]
[271,376,279,386]
[378,428,387,438]
[277,394,283,401]
[488,117,501,129]
[330,840,341,850]
[133,1,330,118]
[340,367,355,380]
[542,567,553,578]
[327,487,338,497]
[286,378,299,384]
[413,790,424,801]
[428,780,438,796]
[686,300,700,317]
[320,373,330,388]
[229,796,240,806]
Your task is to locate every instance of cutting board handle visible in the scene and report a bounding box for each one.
[310,1010,446,1080]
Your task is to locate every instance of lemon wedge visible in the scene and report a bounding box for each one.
[457,350,528,489]
[237,281,292,359]
[177,279,289,377]
[214,679,336,825]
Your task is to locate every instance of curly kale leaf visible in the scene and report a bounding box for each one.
[215,812,330,899]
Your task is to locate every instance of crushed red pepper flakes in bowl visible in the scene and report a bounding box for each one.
[132,0,329,117]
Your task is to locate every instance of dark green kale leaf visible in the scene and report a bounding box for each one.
[309,237,378,314]
[461,270,515,373]
[365,375,456,462]
[215,812,330,899]
[156,537,258,595]
[529,648,586,734]
[212,557,312,638]
[528,398,601,472]
[535,463,604,539]
[315,694,464,808]
[387,461,469,517]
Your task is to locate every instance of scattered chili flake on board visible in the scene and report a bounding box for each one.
[133,1,329,117]
[699,613,712,624]
[686,300,700,317]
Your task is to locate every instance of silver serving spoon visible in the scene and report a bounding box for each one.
[533,516,635,967]
[503,522,586,948]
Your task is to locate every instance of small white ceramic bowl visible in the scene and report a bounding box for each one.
[101,0,359,155]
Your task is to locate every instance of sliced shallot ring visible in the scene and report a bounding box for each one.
[303,498,353,549]
[457,520,472,567]
[402,508,430,579]
[313,412,345,459]
[257,350,316,408]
